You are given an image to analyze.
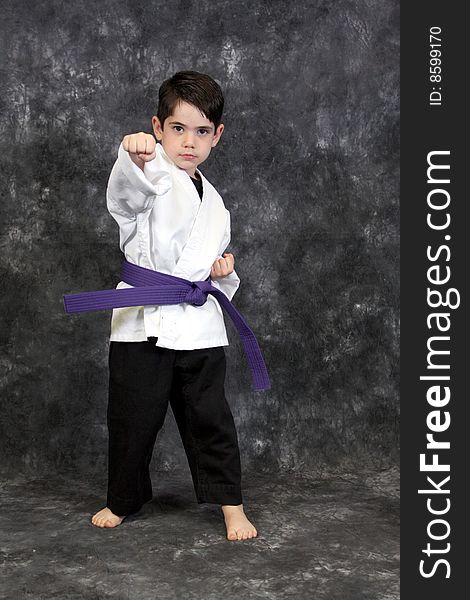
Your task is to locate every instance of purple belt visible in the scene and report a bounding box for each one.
[63,259,271,391]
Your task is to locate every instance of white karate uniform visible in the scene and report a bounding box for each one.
[106,141,240,349]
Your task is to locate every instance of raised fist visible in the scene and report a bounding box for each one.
[122,132,156,164]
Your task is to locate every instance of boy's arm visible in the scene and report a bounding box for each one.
[210,211,241,301]
[107,141,172,220]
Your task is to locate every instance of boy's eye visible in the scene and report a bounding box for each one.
[172,126,209,135]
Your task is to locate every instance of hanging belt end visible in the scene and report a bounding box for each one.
[252,372,271,391]
[63,295,71,314]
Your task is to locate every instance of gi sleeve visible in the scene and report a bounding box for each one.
[210,210,241,301]
[107,142,172,219]
[107,142,172,251]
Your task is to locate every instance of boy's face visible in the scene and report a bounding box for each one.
[152,101,224,178]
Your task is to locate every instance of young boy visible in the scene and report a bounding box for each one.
[90,71,258,541]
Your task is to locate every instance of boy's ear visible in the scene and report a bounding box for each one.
[152,116,163,140]
[212,123,224,147]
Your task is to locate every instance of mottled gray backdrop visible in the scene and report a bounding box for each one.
[0,0,399,480]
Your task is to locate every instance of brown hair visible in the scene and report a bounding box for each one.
[157,71,224,131]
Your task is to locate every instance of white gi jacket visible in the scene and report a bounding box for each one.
[106,141,240,349]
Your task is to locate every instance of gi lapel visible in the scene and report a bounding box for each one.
[174,173,226,280]
[155,144,227,280]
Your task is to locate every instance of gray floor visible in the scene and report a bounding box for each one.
[0,467,399,599]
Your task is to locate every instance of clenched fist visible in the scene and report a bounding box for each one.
[211,253,235,279]
[122,132,156,168]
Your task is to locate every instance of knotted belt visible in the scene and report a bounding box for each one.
[63,259,271,391]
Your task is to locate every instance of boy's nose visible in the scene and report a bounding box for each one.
[183,136,195,147]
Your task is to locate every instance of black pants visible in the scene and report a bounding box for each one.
[106,338,243,515]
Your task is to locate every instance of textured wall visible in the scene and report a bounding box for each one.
[0,0,399,479]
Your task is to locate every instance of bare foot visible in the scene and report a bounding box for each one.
[91,507,126,528]
[221,504,258,541]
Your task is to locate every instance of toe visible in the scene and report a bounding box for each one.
[242,531,249,540]
[227,529,237,541]
[106,518,120,528]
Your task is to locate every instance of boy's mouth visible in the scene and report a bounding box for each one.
[180,154,196,160]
